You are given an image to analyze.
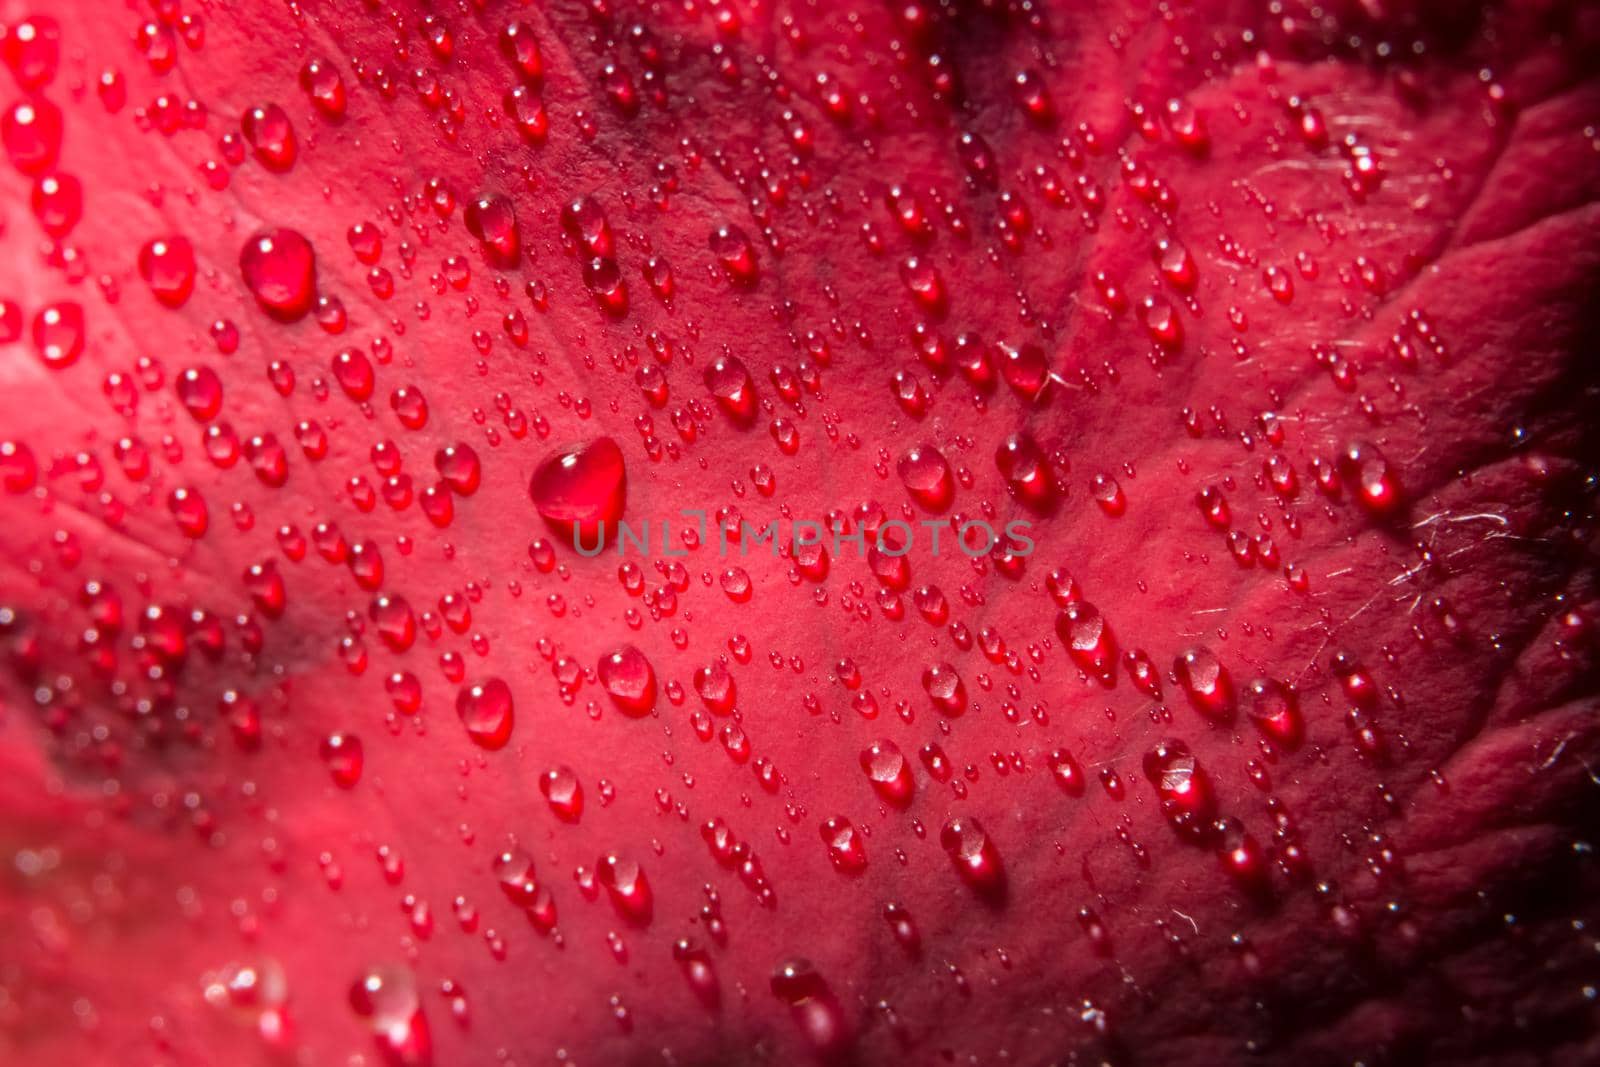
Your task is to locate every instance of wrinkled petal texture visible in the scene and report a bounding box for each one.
[1,1,1598,1065]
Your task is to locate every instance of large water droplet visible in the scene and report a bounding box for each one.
[349,965,431,1067]
[539,766,583,822]
[897,444,953,511]
[529,437,626,545]
[921,662,967,716]
[455,678,514,750]
[693,660,736,713]
[434,443,481,495]
[2,98,62,174]
[939,816,1004,897]
[1142,739,1216,838]
[1244,677,1302,748]
[770,960,849,1054]
[704,355,757,425]
[0,440,38,493]
[320,732,364,788]
[464,194,520,268]
[242,103,296,171]
[3,17,62,89]
[560,195,612,258]
[819,816,868,873]
[597,853,653,925]
[996,433,1053,509]
[499,21,545,83]
[860,739,913,807]
[138,237,197,308]
[673,939,719,1009]
[299,59,347,118]
[1056,602,1116,681]
[240,228,316,322]
[1175,646,1235,722]
[709,224,759,286]
[1339,440,1401,516]
[598,644,657,716]
[31,301,83,368]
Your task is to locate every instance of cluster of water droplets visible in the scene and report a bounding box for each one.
[0,1,1583,1063]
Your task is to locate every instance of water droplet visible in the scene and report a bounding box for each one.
[455,678,513,750]
[31,301,83,368]
[320,732,364,788]
[168,486,208,537]
[499,21,544,83]
[324,351,373,405]
[464,194,520,269]
[581,256,628,317]
[386,671,422,714]
[860,739,913,806]
[2,97,62,174]
[997,342,1049,402]
[899,256,946,315]
[597,853,652,924]
[704,355,757,425]
[1175,646,1235,722]
[897,444,953,511]
[719,566,752,602]
[3,17,62,89]
[1339,441,1401,515]
[539,766,583,822]
[240,228,316,322]
[1057,602,1116,681]
[242,104,296,171]
[996,433,1053,508]
[883,902,920,953]
[819,816,868,873]
[560,196,613,258]
[493,847,542,908]
[598,644,657,716]
[709,224,759,287]
[1049,749,1084,795]
[434,444,480,495]
[955,130,997,186]
[770,960,849,1053]
[1164,97,1209,153]
[1142,739,1216,838]
[349,965,431,1067]
[299,59,347,118]
[370,594,416,652]
[1243,677,1302,748]
[693,660,736,713]
[176,366,224,421]
[939,816,1003,896]
[138,237,197,308]
[1139,295,1183,350]
[1012,69,1054,123]
[529,437,626,544]
[919,741,952,782]
[1263,264,1295,304]
[921,662,967,716]
[1215,817,1268,889]
[504,85,548,144]
[1,440,38,493]
[30,171,81,236]
[673,939,719,1008]
[1090,473,1126,516]
[1196,485,1230,528]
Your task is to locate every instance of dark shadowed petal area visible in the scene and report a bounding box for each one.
[0,2,1598,1065]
